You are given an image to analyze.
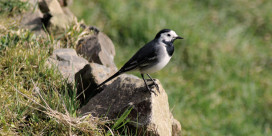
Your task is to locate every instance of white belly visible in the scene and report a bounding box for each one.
[140,53,171,74]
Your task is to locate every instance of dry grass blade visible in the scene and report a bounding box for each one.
[13,82,107,134]
[105,125,115,136]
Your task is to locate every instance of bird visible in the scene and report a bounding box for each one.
[96,29,183,94]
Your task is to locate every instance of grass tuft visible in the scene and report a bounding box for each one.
[0,10,106,135]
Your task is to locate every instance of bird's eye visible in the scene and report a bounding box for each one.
[167,34,171,37]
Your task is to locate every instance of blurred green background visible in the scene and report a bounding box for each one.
[70,0,272,135]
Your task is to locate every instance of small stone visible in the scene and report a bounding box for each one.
[46,48,89,83]
[38,0,75,34]
[75,63,117,105]
[76,31,116,68]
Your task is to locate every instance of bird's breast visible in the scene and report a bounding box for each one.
[140,46,171,74]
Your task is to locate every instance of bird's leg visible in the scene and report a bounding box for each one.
[146,74,160,93]
[141,74,157,96]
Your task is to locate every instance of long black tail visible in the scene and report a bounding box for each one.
[96,70,123,89]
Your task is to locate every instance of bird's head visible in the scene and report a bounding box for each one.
[155,29,183,43]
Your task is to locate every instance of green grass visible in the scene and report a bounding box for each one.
[0,2,135,135]
[0,3,98,135]
[70,0,272,135]
[0,27,81,135]
[0,0,28,14]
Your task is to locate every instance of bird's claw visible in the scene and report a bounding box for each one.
[148,82,160,93]
[154,83,160,93]
[146,86,158,96]
[150,89,158,96]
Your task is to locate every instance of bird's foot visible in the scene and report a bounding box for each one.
[142,76,159,96]
[147,80,160,93]
[146,86,158,96]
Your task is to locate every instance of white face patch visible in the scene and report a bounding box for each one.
[159,30,179,42]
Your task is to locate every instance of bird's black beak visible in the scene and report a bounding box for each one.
[175,36,183,40]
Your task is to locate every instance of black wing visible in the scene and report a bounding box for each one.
[120,40,159,72]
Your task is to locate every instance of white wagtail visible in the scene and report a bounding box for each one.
[97,29,183,94]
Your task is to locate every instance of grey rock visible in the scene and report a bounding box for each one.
[19,1,46,36]
[62,7,75,19]
[75,63,117,105]
[39,0,63,14]
[20,0,75,36]
[79,74,177,136]
[38,0,74,34]
[76,31,116,68]
[46,48,88,83]
[58,0,73,7]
